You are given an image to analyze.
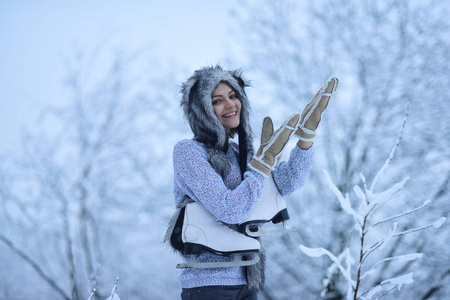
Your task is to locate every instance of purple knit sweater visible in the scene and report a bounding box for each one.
[172,139,314,288]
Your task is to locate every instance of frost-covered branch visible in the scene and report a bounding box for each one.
[370,102,409,191]
[106,277,120,300]
[87,277,121,300]
[320,249,353,298]
[301,165,445,299]
[300,246,355,287]
[360,254,423,280]
[368,199,431,230]
[359,273,414,300]
[361,223,398,266]
[323,169,364,226]
[87,288,96,300]
[393,217,447,237]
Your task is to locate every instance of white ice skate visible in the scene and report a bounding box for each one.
[239,175,296,237]
[170,202,260,269]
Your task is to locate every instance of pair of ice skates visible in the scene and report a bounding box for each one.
[170,175,293,269]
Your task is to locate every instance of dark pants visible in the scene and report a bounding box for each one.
[181,285,257,300]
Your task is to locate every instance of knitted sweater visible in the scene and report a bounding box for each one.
[172,139,314,288]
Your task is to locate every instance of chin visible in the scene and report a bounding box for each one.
[228,123,240,129]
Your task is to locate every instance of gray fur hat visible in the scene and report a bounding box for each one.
[180,65,254,178]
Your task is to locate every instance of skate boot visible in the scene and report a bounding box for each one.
[239,175,296,237]
[170,202,260,269]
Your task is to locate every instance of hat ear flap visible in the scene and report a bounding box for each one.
[183,78,222,148]
[180,76,198,109]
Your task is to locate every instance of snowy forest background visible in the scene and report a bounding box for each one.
[1,0,449,299]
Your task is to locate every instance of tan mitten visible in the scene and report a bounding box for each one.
[295,77,339,141]
[249,114,300,176]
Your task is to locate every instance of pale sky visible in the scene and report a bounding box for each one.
[0,0,238,153]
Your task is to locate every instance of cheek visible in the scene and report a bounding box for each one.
[212,106,221,119]
[237,102,242,114]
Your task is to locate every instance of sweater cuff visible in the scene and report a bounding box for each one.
[246,168,267,183]
[294,144,315,158]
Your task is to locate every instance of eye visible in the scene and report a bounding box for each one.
[230,93,238,99]
[212,99,221,105]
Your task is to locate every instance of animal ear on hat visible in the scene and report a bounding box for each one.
[233,75,245,89]
[231,70,250,90]
[188,80,200,104]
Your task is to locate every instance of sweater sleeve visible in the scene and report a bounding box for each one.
[173,140,265,224]
[272,144,314,196]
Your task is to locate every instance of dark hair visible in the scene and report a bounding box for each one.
[214,81,248,179]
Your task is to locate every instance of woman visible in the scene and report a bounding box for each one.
[166,65,338,299]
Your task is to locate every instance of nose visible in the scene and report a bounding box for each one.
[225,97,236,108]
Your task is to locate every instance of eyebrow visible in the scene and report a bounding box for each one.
[212,90,235,98]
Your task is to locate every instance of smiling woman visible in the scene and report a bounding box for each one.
[163,65,326,300]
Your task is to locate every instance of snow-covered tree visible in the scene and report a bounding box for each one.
[0,46,187,299]
[300,112,446,299]
[230,1,450,299]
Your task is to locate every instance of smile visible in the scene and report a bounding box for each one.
[223,112,237,118]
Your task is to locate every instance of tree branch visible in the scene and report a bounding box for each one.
[0,233,70,300]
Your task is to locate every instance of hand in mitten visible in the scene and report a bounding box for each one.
[249,114,300,177]
[295,77,339,142]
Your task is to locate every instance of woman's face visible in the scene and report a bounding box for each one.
[211,82,241,130]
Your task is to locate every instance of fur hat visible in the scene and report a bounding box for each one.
[180,65,254,178]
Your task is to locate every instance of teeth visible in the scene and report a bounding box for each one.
[224,112,237,117]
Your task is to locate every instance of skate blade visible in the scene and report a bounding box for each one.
[245,224,297,237]
[176,252,260,269]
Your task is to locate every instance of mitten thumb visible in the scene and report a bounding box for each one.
[260,117,274,145]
